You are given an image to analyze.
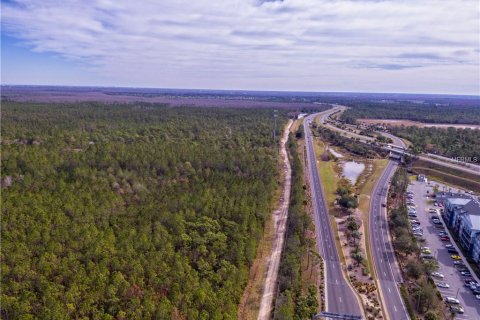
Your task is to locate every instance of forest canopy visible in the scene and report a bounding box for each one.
[0,102,305,319]
[340,101,480,125]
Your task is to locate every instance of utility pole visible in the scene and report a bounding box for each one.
[273,109,278,144]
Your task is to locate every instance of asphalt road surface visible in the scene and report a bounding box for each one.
[369,160,410,320]
[304,113,362,317]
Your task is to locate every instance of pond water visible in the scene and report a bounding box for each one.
[342,161,365,185]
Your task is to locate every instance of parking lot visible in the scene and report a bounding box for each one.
[409,179,480,319]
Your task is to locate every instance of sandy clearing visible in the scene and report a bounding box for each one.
[257,120,293,320]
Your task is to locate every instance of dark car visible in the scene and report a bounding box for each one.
[465,279,475,286]
[447,249,459,254]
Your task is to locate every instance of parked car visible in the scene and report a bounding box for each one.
[450,305,464,314]
[463,278,475,287]
[464,279,475,286]
[436,282,450,288]
[448,249,459,254]
[445,244,454,249]
[445,297,460,304]
[438,231,448,236]
[440,236,450,241]
[451,255,462,260]
[461,271,471,277]
[431,272,444,279]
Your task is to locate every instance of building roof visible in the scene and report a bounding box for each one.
[464,200,480,216]
[436,192,472,204]
[466,215,480,231]
[448,198,473,206]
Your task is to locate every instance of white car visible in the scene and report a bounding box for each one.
[431,272,445,279]
[436,282,450,288]
[476,295,480,300]
[445,297,460,304]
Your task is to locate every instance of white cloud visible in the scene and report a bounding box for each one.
[2,0,479,93]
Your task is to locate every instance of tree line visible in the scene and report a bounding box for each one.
[274,132,318,320]
[1,101,288,319]
[340,101,480,125]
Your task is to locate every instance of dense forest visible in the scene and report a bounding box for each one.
[274,133,317,320]
[388,126,480,158]
[340,101,480,124]
[0,101,302,319]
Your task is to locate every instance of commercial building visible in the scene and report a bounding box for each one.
[436,192,480,264]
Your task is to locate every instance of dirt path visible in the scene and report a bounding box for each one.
[257,120,293,320]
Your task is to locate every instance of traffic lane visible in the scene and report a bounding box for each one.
[371,161,408,320]
[410,181,480,318]
[307,140,336,261]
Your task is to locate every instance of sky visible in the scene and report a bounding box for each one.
[1,0,479,95]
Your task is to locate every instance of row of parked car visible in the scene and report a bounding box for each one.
[429,203,478,313]
[407,191,468,314]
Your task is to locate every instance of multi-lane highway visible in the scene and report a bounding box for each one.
[317,108,409,319]
[304,112,363,317]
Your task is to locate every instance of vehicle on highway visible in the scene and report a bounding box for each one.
[436,282,450,288]
[451,255,462,260]
[445,297,460,304]
[431,272,445,279]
